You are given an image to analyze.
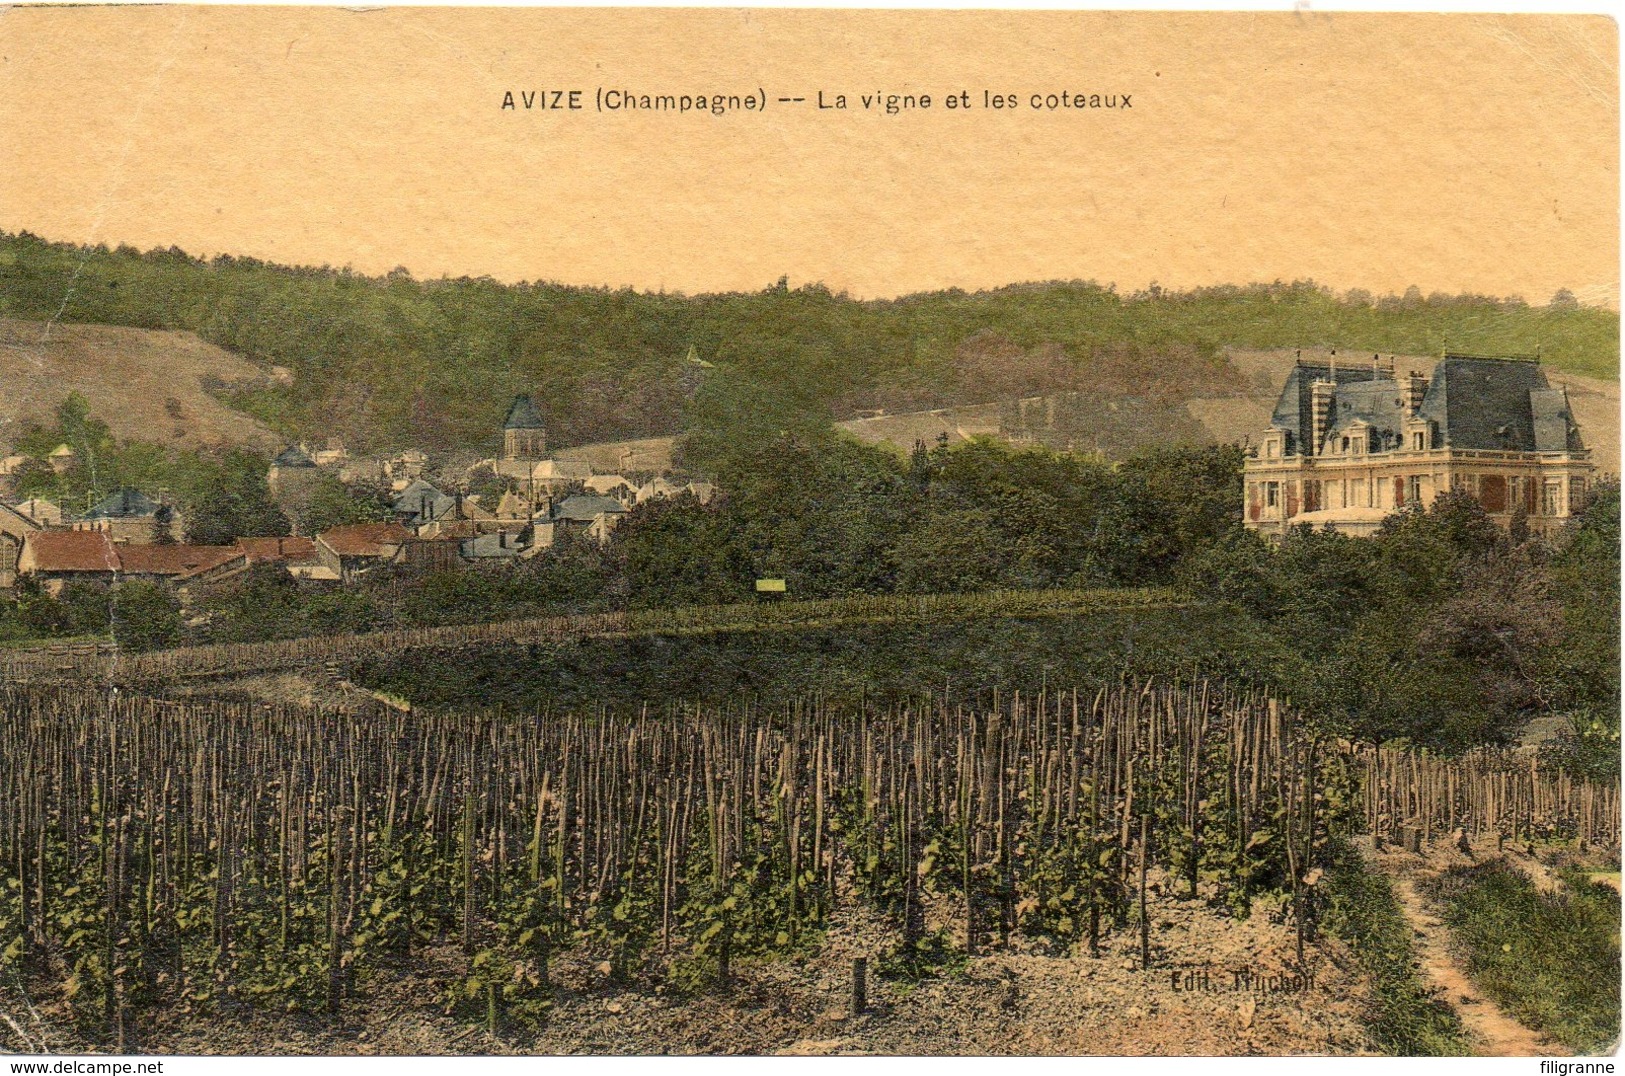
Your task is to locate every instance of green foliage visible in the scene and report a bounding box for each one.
[352,604,1297,716]
[12,579,112,640]
[109,581,184,653]
[183,451,290,544]
[2,233,1613,457]
[1183,490,1600,750]
[11,396,286,544]
[1543,481,1622,722]
[298,473,393,536]
[1114,443,1248,581]
[1423,862,1621,1054]
[1539,714,1621,785]
[877,928,966,982]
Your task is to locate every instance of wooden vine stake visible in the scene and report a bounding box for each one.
[1138,815,1151,971]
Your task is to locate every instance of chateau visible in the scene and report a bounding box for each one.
[1244,353,1594,538]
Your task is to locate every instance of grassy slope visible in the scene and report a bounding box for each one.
[1423,863,1621,1054]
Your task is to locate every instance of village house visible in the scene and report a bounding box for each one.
[236,536,325,577]
[73,488,183,544]
[634,476,681,504]
[267,443,319,493]
[47,444,75,475]
[336,449,429,492]
[311,438,350,467]
[0,503,42,588]
[392,478,458,529]
[583,473,637,505]
[313,522,414,583]
[634,477,716,505]
[391,479,502,539]
[460,530,530,563]
[385,534,461,572]
[13,498,63,527]
[116,543,249,593]
[243,535,340,581]
[16,531,248,595]
[385,449,430,489]
[532,493,629,551]
[17,531,121,594]
[1243,353,1595,538]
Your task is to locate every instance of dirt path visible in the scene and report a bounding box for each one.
[1383,861,1549,1056]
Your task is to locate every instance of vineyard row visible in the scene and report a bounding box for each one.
[0,681,1613,1048]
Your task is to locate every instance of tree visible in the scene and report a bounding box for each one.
[110,581,185,652]
[891,505,1008,593]
[1543,481,1620,719]
[611,495,747,608]
[185,451,291,544]
[300,474,394,536]
[1116,443,1246,581]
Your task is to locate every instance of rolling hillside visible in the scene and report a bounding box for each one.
[843,347,1620,475]
[0,319,281,453]
[2,233,1615,456]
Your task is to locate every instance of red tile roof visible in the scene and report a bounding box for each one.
[236,536,319,565]
[22,531,120,573]
[118,544,245,579]
[318,522,412,558]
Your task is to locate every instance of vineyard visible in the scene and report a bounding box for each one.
[0,681,1615,1052]
[0,586,1181,685]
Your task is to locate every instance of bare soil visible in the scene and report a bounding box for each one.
[0,871,1373,1057]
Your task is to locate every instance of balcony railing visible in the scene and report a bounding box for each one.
[1246,447,1588,468]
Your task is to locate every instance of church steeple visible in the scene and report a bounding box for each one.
[503,395,547,460]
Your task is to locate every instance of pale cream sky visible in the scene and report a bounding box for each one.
[0,8,1616,302]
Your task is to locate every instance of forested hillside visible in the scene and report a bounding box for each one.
[0,231,1614,455]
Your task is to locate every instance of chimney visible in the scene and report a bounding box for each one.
[1404,371,1428,415]
[1310,379,1336,456]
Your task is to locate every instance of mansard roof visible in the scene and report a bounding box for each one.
[1324,379,1408,449]
[1529,388,1586,453]
[1416,355,1563,452]
[1269,353,1581,457]
[1268,362,1379,453]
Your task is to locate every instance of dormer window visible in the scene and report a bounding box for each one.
[1341,436,1350,453]
[1412,432,1425,450]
